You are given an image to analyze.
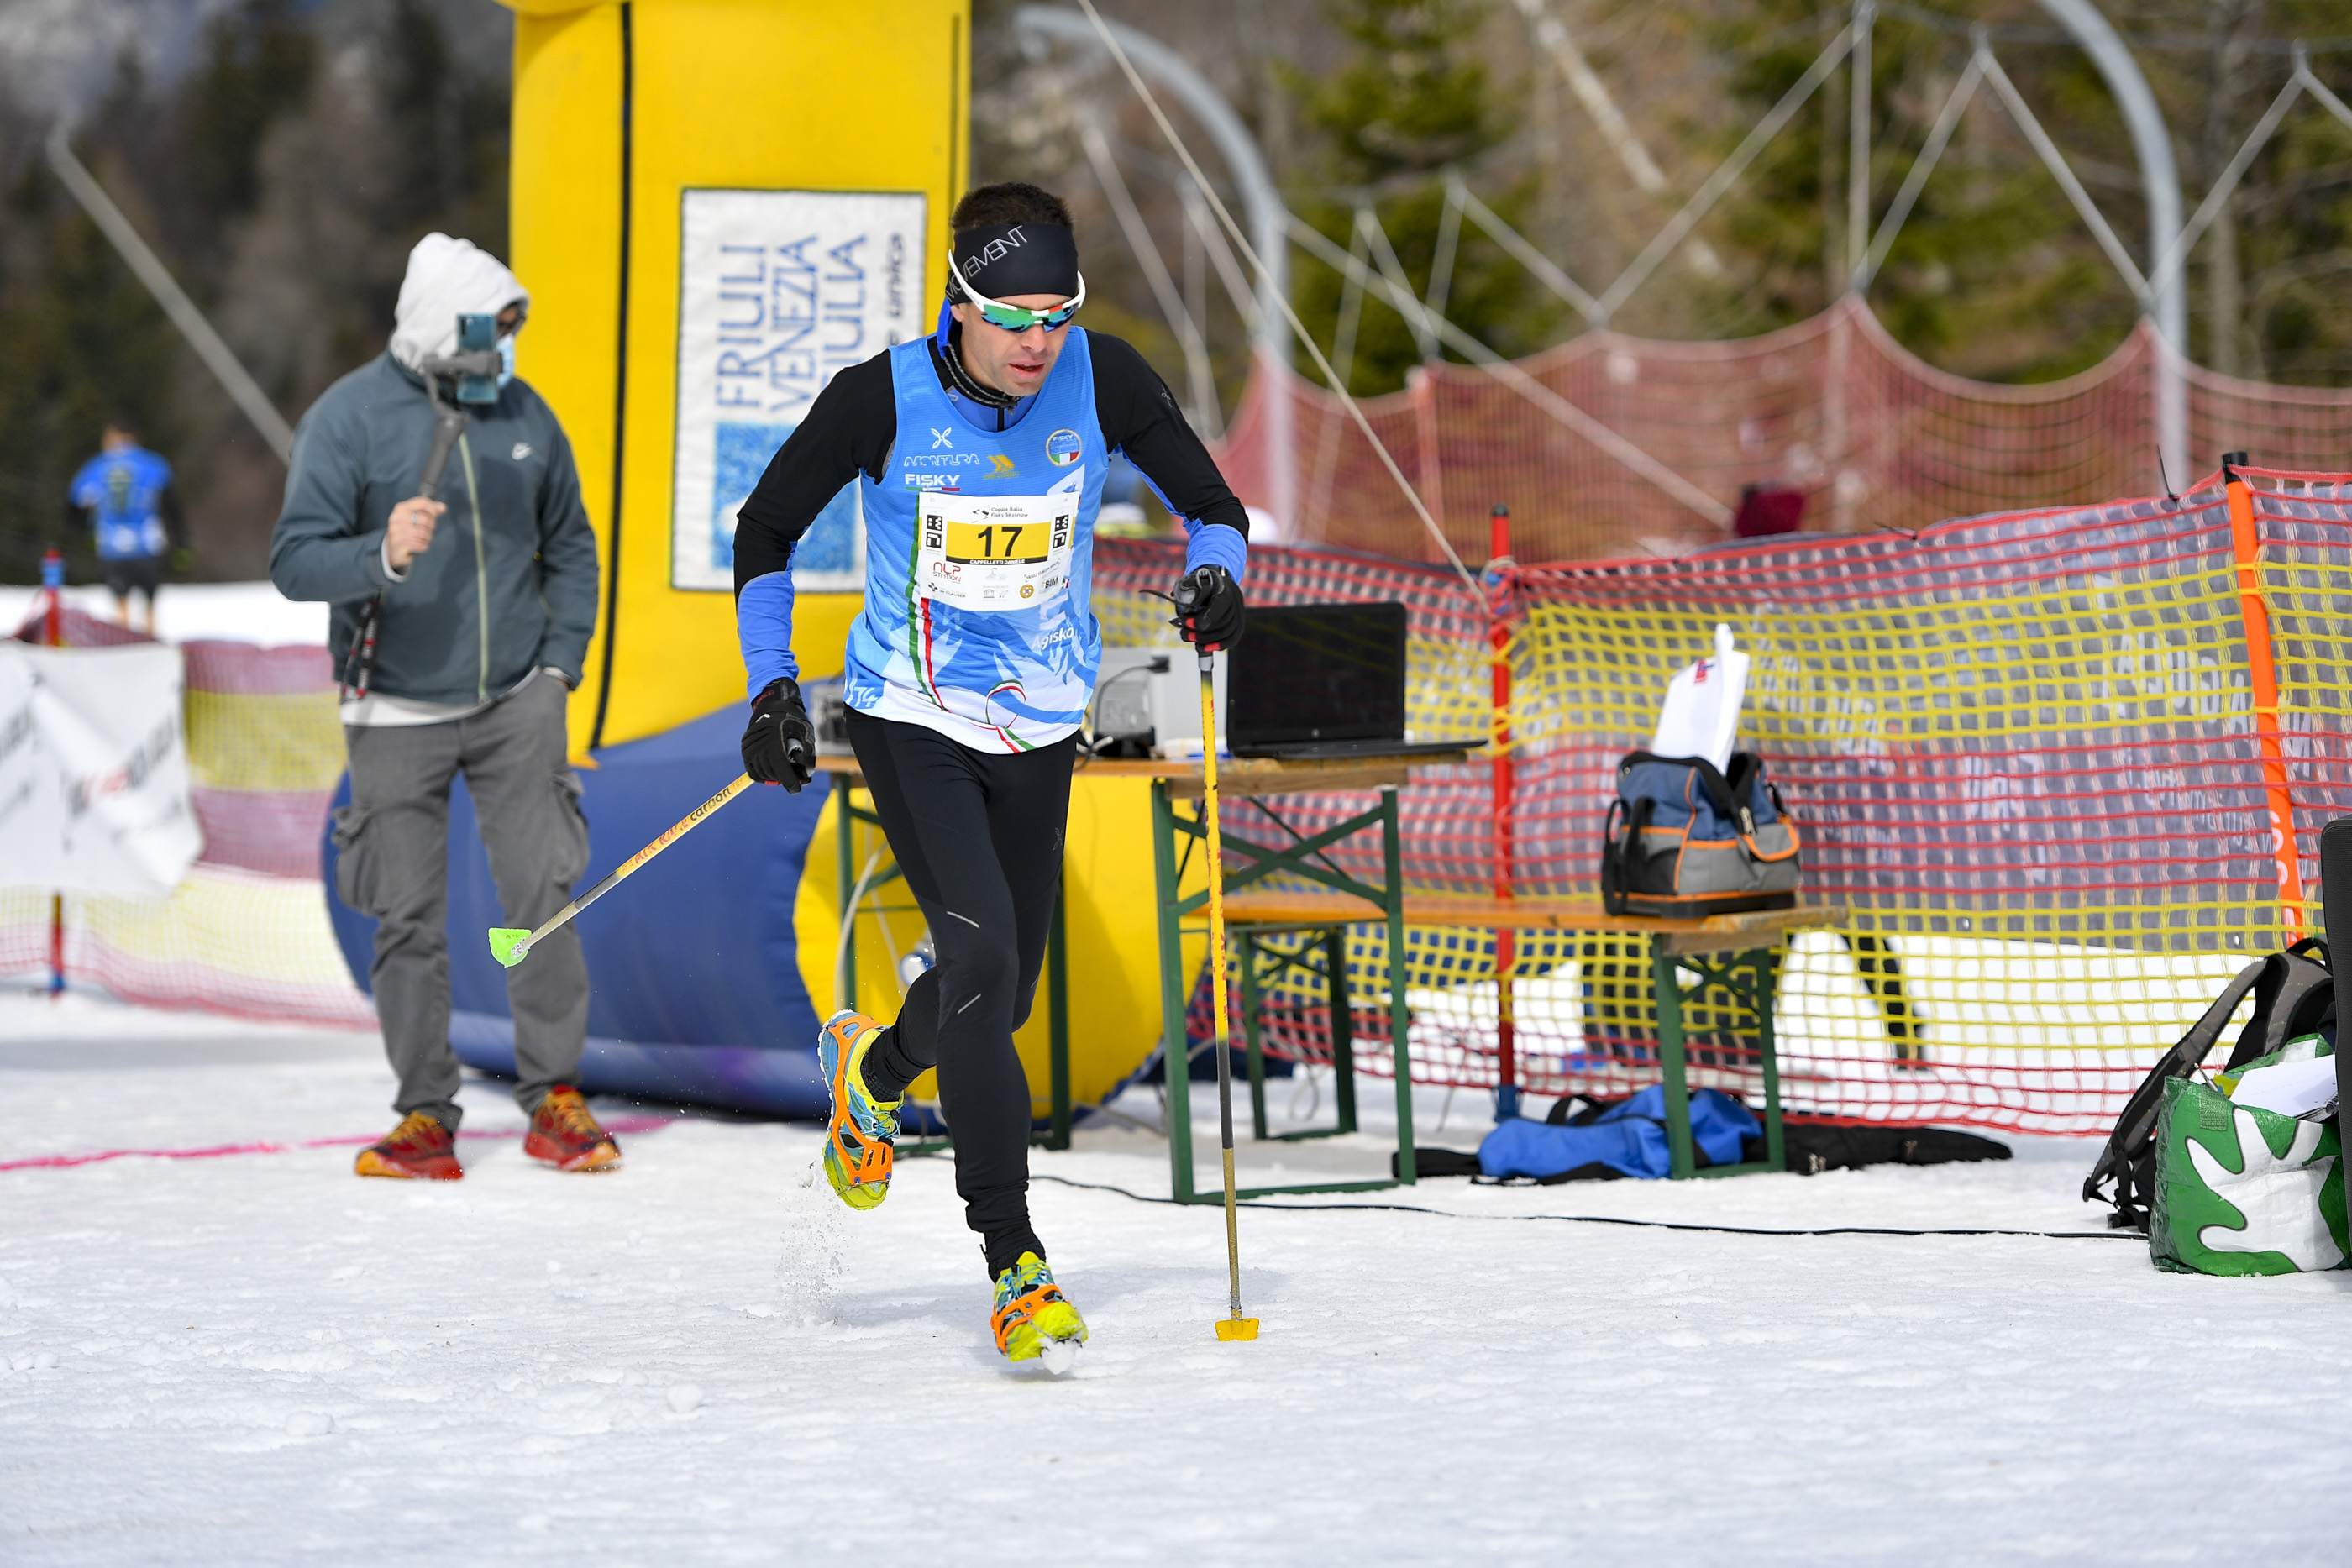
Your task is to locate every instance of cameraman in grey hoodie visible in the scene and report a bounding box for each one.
[271,233,617,1180]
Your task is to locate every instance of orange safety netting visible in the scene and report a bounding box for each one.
[1099,463,2344,1135]
[1215,296,2352,569]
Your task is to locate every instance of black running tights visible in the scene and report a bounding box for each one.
[845,711,1074,1279]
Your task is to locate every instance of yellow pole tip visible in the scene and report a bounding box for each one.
[1215,1317,1260,1341]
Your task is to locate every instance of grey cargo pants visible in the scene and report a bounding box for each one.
[333,674,591,1131]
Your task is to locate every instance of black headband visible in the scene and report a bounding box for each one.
[949,223,1079,301]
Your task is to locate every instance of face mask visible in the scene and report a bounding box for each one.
[497,336,517,390]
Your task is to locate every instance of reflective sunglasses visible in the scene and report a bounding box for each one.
[952,256,1087,332]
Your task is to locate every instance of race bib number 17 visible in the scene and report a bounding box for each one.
[917,493,1074,611]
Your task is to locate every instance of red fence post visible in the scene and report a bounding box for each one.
[41,547,66,997]
[2223,456,2307,940]
[1486,506,1519,1120]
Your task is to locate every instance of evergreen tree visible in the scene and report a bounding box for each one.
[0,117,181,585]
[2138,0,2352,385]
[1290,0,1556,397]
[0,0,517,584]
[1677,0,2132,382]
[380,0,511,255]
[1666,0,2352,386]
[186,0,318,223]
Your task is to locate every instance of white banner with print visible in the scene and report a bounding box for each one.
[0,641,202,898]
[671,188,928,593]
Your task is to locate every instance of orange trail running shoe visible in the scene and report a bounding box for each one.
[818,1009,900,1211]
[992,1251,1087,1372]
[524,1084,623,1172]
[354,1111,463,1180]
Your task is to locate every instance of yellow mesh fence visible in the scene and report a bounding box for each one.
[1097,473,2332,1135]
[3,630,370,1028]
[17,472,2346,1129]
[185,690,346,794]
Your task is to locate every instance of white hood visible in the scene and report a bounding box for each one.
[388,233,529,371]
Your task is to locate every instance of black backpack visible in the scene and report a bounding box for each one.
[2082,937,2335,1231]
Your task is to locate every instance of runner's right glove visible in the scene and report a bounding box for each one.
[1172,564,1246,652]
[742,676,816,791]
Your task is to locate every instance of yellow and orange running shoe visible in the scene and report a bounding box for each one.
[992,1252,1087,1371]
[354,1111,463,1180]
[818,1009,900,1210]
[524,1084,622,1172]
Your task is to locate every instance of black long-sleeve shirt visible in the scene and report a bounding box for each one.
[731,331,1246,593]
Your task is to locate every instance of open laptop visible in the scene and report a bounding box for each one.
[1226,601,1481,760]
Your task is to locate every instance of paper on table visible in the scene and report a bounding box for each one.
[2230,1055,2342,1120]
[1649,624,1750,770]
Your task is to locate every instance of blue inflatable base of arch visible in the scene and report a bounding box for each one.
[323,703,834,1121]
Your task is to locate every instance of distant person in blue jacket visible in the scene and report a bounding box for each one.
[66,419,186,634]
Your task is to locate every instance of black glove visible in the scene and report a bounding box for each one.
[742,676,816,791]
[1171,564,1246,651]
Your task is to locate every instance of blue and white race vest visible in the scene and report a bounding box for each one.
[843,330,1108,752]
[68,446,172,561]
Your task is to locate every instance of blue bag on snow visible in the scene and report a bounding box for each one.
[1477,1086,1761,1180]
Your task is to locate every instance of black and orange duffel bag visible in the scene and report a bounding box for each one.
[1599,751,1802,918]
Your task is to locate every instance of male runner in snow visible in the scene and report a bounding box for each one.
[66,419,186,633]
[732,182,1248,1366]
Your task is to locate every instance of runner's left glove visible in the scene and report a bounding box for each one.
[1172,564,1246,652]
[743,676,816,791]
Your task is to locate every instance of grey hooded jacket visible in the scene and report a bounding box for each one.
[270,352,598,705]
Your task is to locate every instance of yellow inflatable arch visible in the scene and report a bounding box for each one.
[498,0,1187,1109]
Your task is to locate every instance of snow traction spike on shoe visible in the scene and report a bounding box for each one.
[992,1251,1086,1370]
[487,927,530,968]
[817,1010,899,1210]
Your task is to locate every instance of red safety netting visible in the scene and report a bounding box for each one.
[10,454,2343,1112]
[1215,296,2352,571]
[3,605,370,1029]
[1097,466,2340,1136]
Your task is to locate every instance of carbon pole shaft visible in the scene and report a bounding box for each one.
[1200,658,1245,1321]
[504,774,753,961]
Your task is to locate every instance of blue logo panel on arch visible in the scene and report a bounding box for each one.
[713,421,858,585]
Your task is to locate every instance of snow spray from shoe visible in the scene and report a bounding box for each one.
[775,1158,848,1325]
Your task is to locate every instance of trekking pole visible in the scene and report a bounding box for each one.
[1196,645,1259,1343]
[344,340,493,702]
[487,774,753,968]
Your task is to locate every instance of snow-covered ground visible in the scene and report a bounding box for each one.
[0,582,327,646]
[3,988,2349,1565]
